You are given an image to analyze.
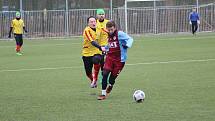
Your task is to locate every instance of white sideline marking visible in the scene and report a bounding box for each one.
[0,66,82,72]
[0,43,80,48]
[0,58,215,73]
[1,35,214,48]
[126,58,215,66]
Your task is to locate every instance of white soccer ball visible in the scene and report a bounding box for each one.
[133,90,145,103]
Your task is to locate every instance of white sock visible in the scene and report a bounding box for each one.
[102,90,106,96]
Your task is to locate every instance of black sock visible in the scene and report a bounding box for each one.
[109,74,117,86]
[102,70,110,90]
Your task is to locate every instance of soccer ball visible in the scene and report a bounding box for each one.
[133,90,145,103]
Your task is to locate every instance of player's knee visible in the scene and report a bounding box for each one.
[109,81,115,86]
[109,74,117,85]
[85,67,92,75]
[92,54,102,64]
[86,72,92,77]
[102,71,109,79]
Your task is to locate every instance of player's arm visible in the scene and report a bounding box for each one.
[8,27,13,38]
[85,30,105,51]
[118,31,133,49]
[197,14,200,24]
[8,21,13,38]
[91,41,102,50]
[189,13,192,25]
[23,21,27,32]
[23,27,27,33]
[91,40,106,52]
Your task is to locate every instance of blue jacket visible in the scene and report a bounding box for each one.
[105,31,133,62]
[189,12,200,22]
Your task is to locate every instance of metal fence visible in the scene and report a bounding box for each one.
[0,3,215,39]
[124,3,215,34]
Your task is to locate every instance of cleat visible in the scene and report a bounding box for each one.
[90,80,97,88]
[90,83,95,88]
[16,52,22,56]
[97,95,106,100]
[93,80,97,87]
[94,82,97,88]
[106,85,113,96]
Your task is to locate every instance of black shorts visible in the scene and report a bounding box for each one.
[14,34,23,46]
[82,54,102,74]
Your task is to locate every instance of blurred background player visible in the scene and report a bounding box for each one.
[92,9,109,85]
[97,21,133,100]
[82,16,105,88]
[189,8,200,35]
[8,11,28,55]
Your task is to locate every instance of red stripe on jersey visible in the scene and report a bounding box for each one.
[102,28,108,33]
[85,31,92,41]
[88,30,95,40]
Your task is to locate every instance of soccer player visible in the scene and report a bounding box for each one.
[82,16,105,88]
[92,9,109,85]
[97,20,133,100]
[8,11,27,55]
[189,8,200,35]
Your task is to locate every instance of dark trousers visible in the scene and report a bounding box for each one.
[82,56,94,78]
[82,54,103,80]
[14,34,23,46]
[100,54,105,72]
[191,21,198,34]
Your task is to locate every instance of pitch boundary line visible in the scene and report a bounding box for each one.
[0,66,82,72]
[0,43,80,48]
[126,58,215,66]
[1,35,215,48]
[0,58,215,73]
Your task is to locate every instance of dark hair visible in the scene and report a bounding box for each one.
[87,16,96,23]
[106,20,116,28]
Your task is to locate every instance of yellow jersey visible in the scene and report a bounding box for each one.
[96,19,109,46]
[11,19,25,34]
[82,26,101,56]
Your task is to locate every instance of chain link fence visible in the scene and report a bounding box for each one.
[0,2,215,38]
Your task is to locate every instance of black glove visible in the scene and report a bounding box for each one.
[8,34,11,38]
[23,27,28,33]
